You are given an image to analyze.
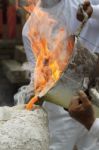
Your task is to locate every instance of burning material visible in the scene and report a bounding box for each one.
[25,4,99,111]
[26,6,75,110]
[18,3,99,113]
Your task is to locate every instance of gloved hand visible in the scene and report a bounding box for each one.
[69,91,95,130]
[77,1,93,22]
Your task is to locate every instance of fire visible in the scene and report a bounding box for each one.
[26,6,74,110]
[49,61,60,81]
[26,96,38,110]
[33,36,61,95]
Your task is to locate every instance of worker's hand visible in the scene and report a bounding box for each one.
[77,1,93,22]
[69,91,95,130]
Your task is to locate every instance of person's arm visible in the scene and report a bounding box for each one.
[68,91,95,130]
[68,91,99,139]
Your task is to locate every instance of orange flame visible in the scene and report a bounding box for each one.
[26,6,74,110]
[26,96,39,110]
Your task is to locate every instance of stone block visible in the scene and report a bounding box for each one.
[0,105,49,150]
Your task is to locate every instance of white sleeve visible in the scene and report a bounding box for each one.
[91,5,99,19]
[89,118,99,138]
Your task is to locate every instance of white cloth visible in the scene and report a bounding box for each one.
[76,119,99,150]
[90,119,99,138]
[21,0,99,150]
[63,0,99,53]
[43,102,99,150]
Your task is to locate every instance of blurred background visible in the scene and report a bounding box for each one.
[0,0,29,106]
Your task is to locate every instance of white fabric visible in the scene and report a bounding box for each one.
[90,119,99,138]
[64,0,99,53]
[43,102,99,150]
[22,0,99,150]
[92,5,99,19]
[77,119,99,150]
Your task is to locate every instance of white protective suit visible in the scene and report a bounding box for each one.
[15,0,99,149]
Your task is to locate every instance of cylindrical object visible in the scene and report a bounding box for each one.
[41,46,97,109]
[43,64,83,108]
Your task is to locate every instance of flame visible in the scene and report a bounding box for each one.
[26,96,38,110]
[28,6,74,98]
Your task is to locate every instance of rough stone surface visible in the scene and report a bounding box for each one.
[0,105,49,150]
